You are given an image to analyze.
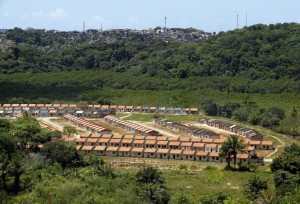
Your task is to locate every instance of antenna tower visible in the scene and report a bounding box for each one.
[164,17,167,36]
[246,11,248,27]
[83,22,85,33]
[236,14,239,29]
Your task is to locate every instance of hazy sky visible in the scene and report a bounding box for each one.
[0,0,299,32]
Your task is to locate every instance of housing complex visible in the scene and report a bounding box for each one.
[64,132,274,164]
[0,103,199,118]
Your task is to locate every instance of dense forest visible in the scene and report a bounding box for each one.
[1,23,300,136]
[1,116,300,203]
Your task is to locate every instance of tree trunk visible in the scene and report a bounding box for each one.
[233,154,237,169]
[13,172,21,194]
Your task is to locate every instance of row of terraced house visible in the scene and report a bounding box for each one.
[197,118,263,141]
[154,118,220,139]
[0,103,199,118]
[63,133,274,163]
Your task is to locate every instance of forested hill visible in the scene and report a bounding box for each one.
[0,23,300,80]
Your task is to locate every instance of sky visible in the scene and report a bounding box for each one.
[0,0,299,32]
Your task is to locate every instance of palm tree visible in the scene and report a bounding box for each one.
[219,142,232,168]
[244,175,268,200]
[135,165,165,185]
[219,134,246,169]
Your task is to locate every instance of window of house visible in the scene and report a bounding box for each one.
[150,153,153,156]
[164,154,166,156]
[216,157,219,160]
[189,155,193,158]
[138,153,141,155]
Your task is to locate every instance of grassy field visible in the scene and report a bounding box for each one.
[102,156,274,203]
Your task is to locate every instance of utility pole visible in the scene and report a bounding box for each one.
[83,22,85,33]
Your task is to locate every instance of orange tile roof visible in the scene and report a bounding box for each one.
[157,141,168,145]
[156,149,170,154]
[180,142,192,147]
[125,106,133,109]
[80,132,91,138]
[112,134,123,139]
[205,144,217,148]
[86,138,98,143]
[3,104,11,107]
[52,104,61,107]
[214,139,225,144]
[261,141,273,146]
[93,146,106,151]
[179,137,191,142]
[106,146,119,151]
[209,152,219,157]
[76,145,82,150]
[28,104,36,107]
[182,150,195,155]
[123,135,135,139]
[135,136,145,140]
[145,140,156,145]
[145,136,157,140]
[156,136,168,141]
[36,104,45,107]
[202,138,213,143]
[168,137,178,141]
[61,104,69,108]
[75,138,87,143]
[190,138,201,143]
[98,138,110,143]
[90,134,101,138]
[81,146,94,151]
[69,104,77,108]
[11,104,20,107]
[196,151,208,156]
[169,141,180,146]
[110,139,121,143]
[131,148,144,153]
[121,139,133,144]
[20,104,28,107]
[244,146,255,151]
[249,140,261,145]
[101,105,110,109]
[149,107,157,110]
[144,148,157,153]
[102,134,113,138]
[118,147,131,152]
[193,143,205,148]
[93,105,101,108]
[109,105,117,109]
[169,149,182,154]
[63,138,75,142]
[133,140,144,144]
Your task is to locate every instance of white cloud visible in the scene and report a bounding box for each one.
[32,8,70,21]
[3,12,10,17]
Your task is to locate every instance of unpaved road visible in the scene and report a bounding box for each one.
[37,117,64,132]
